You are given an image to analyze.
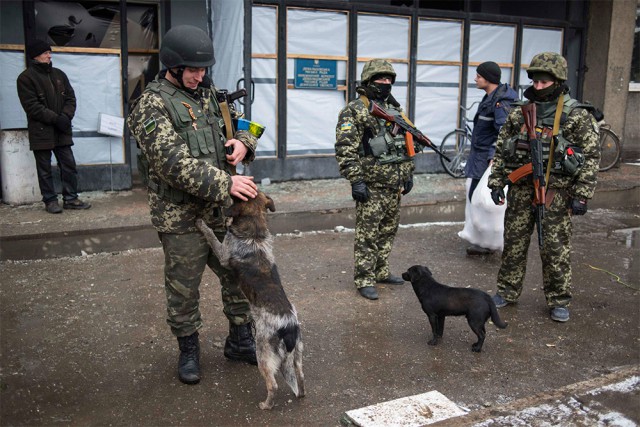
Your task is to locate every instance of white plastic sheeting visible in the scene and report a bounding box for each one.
[211,1,244,98]
[251,6,278,156]
[519,27,563,94]
[244,8,563,160]
[415,19,462,145]
[286,9,348,156]
[1,50,25,130]
[0,50,123,165]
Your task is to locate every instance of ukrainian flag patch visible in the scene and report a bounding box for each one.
[340,123,353,131]
[143,117,157,135]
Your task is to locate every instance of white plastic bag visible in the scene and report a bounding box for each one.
[458,165,508,251]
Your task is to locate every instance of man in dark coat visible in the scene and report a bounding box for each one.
[462,61,518,255]
[16,39,91,213]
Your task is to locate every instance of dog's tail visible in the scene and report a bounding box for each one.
[277,323,300,353]
[489,301,508,329]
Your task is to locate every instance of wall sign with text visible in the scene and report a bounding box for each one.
[294,59,337,90]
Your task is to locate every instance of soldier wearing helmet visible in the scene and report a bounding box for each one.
[127,25,259,385]
[488,52,601,323]
[335,59,421,300]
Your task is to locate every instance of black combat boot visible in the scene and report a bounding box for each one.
[177,332,200,385]
[223,323,258,365]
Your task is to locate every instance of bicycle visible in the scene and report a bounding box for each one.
[597,121,621,172]
[439,102,478,178]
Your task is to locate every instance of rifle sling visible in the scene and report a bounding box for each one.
[511,96,564,187]
[545,95,564,187]
[218,100,237,175]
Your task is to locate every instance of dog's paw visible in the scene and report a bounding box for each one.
[427,338,439,346]
[471,344,482,353]
[259,401,274,410]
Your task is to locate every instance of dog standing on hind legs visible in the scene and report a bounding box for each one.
[403,265,507,352]
[195,192,304,410]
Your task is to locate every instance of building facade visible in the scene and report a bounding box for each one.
[0,0,637,202]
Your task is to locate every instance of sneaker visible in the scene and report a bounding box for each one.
[550,307,570,322]
[63,199,91,210]
[377,274,404,285]
[45,200,63,214]
[358,286,379,300]
[466,244,494,256]
[492,294,512,308]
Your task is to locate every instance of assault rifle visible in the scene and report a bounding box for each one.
[216,88,248,106]
[216,88,249,155]
[369,102,451,162]
[508,103,546,248]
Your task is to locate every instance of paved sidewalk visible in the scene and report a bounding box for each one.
[1,164,638,260]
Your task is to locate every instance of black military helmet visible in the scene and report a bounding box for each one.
[159,25,215,68]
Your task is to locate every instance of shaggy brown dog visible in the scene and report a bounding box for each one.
[195,192,304,410]
[403,265,507,352]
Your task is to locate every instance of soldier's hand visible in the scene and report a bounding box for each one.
[401,177,413,195]
[570,198,588,215]
[490,187,505,205]
[230,175,257,201]
[225,139,248,166]
[351,181,370,203]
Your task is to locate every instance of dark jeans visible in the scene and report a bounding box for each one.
[33,146,79,203]
[468,177,480,201]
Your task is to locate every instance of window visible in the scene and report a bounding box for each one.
[630,5,640,90]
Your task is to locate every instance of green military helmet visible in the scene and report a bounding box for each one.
[526,52,568,81]
[361,59,396,84]
[160,25,215,68]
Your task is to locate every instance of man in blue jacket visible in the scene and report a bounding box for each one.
[463,61,518,255]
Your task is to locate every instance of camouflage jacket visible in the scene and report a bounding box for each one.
[335,96,414,190]
[127,77,257,233]
[489,97,600,200]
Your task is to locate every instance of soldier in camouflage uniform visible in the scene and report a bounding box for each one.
[335,59,420,300]
[127,25,259,385]
[488,52,600,322]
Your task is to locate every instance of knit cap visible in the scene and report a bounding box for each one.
[477,61,501,84]
[26,39,51,59]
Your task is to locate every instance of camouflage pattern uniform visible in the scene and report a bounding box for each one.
[335,60,415,290]
[488,52,600,309]
[127,75,257,337]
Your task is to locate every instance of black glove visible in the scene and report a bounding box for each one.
[351,181,370,203]
[55,114,72,133]
[490,187,506,205]
[401,177,413,195]
[570,198,588,215]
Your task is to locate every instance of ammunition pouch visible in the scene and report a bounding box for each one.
[553,134,585,176]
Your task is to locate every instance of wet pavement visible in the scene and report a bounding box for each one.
[0,164,639,426]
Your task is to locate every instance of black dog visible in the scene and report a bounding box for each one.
[403,265,507,352]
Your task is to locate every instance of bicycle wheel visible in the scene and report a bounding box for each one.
[439,129,470,178]
[599,127,621,172]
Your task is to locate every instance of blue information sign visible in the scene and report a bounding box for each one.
[294,59,337,90]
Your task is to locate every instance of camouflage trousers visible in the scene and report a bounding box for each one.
[497,184,573,308]
[354,186,401,288]
[159,227,252,338]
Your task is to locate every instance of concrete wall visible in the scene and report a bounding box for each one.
[583,0,637,159]
[0,131,41,205]
[624,92,640,160]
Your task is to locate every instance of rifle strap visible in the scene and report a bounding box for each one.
[545,95,564,186]
[219,101,234,140]
[218,100,237,175]
[359,95,370,110]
